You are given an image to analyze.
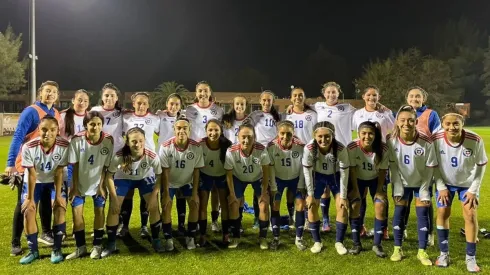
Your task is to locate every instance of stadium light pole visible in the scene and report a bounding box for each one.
[29,0,37,104]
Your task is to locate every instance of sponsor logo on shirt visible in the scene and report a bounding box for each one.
[292,151,300,158]
[186,152,195,160]
[100,147,110,155]
[463,148,473,157]
[414,147,424,156]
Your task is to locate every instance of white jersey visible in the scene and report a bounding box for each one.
[224,142,271,182]
[302,140,350,175]
[185,103,224,141]
[247,111,278,146]
[68,132,114,196]
[224,118,245,144]
[21,136,69,184]
[159,138,204,188]
[352,108,395,142]
[109,148,162,180]
[90,106,124,153]
[387,133,438,199]
[432,130,488,190]
[200,138,226,177]
[347,139,389,180]
[123,111,160,151]
[267,137,305,182]
[156,111,178,150]
[312,102,356,146]
[59,111,86,141]
[285,110,318,144]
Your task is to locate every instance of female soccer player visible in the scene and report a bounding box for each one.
[225,124,271,249]
[433,106,487,272]
[267,120,306,250]
[387,105,438,266]
[347,121,389,257]
[302,121,352,254]
[19,116,68,264]
[246,90,281,146]
[198,119,232,245]
[60,89,90,140]
[119,92,160,239]
[285,87,318,144]
[103,127,163,257]
[158,115,204,250]
[6,81,61,256]
[66,111,114,260]
[223,95,248,144]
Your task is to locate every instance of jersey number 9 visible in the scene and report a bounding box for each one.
[451,157,458,167]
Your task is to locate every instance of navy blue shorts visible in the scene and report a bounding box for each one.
[169,184,193,200]
[199,173,226,191]
[401,187,433,201]
[436,185,474,208]
[358,177,387,203]
[115,176,156,197]
[72,195,106,208]
[233,176,262,199]
[274,177,303,201]
[313,172,340,199]
[21,182,67,204]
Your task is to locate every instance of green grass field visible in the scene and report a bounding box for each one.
[0,128,489,274]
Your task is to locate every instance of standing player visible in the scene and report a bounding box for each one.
[387,105,438,266]
[158,115,204,250]
[302,121,352,254]
[433,106,487,272]
[119,92,160,239]
[198,120,232,245]
[347,121,389,257]
[223,95,248,144]
[65,111,114,260]
[60,89,90,140]
[285,87,318,144]
[103,127,163,257]
[18,116,68,264]
[225,124,271,249]
[267,121,306,250]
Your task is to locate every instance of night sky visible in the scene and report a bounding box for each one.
[1,0,490,97]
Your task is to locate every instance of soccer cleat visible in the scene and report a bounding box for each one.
[66,245,88,260]
[269,239,280,250]
[90,245,103,259]
[186,237,196,250]
[466,255,481,273]
[349,244,362,255]
[280,225,290,231]
[435,253,449,268]
[152,239,165,253]
[10,244,23,256]
[252,218,259,230]
[165,239,174,251]
[101,243,117,258]
[140,226,150,239]
[372,245,386,258]
[417,249,432,266]
[211,221,220,233]
[259,238,268,250]
[310,242,323,254]
[427,234,434,247]
[116,227,129,238]
[390,246,404,262]
[19,251,39,265]
[50,249,64,264]
[335,242,348,255]
[38,232,54,246]
[295,238,307,251]
[228,238,239,249]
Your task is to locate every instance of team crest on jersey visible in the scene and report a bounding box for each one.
[186,152,195,160]
[337,105,344,111]
[305,115,312,121]
[140,162,149,169]
[292,151,300,158]
[327,153,336,162]
[113,111,121,118]
[52,153,62,162]
[145,118,152,125]
[414,147,424,156]
[211,109,217,115]
[463,148,473,157]
[252,157,259,164]
[100,147,110,155]
[376,113,384,119]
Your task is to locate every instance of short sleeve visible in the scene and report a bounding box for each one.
[185,105,198,120]
[108,155,120,173]
[68,139,79,164]
[224,150,234,170]
[260,149,271,166]
[104,141,113,167]
[159,145,170,168]
[152,156,162,175]
[425,142,438,167]
[347,143,357,167]
[58,149,69,167]
[194,146,205,168]
[476,139,488,166]
[267,145,275,166]
[154,116,161,134]
[338,146,350,169]
[21,145,34,168]
[302,146,313,167]
[378,146,390,170]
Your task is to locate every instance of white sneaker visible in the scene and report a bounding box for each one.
[428,234,434,247]
[211,221,220,232]
[186,237,196,250]
[259,238,268,250]
[310,242,323,253]
[100,243,117,258]
[335,242,348,255]
[228,238,239,249]
[165,239,174,251]
[403,229,408,240]
[90,245,103,259]
[66,245,88,260]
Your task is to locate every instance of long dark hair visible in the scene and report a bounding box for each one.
[358,121,383,166]
[290,86,314,113]
[222,96,247,129]
[193,81,214,103]
[205,119,232,163]
[83,111,105,129]
[260,90,281,122]
[101,83,122,111]
[311,121,338,169]
[64,89,90,137]
[121,127,146,173]
[166,93,184,117]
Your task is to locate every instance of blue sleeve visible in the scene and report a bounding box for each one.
[6,107,38,167]
[428,111,441,134]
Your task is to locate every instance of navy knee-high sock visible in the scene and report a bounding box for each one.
[320,198,330,224]
[350,218,361,246]
[295,211,305,238]
[271,210,280,238]
[393,205,407,246]
[437,228,449,253]
[416,206,429,249]
[336,221,347,243]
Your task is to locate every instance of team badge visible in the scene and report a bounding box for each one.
[140,162,149,169]
[337,105,344,111]
[211,109,217,115]
[327,153,336,162]
[414,147,424,156]
[463,148,473,157]
[376,113,384,119]
[252,157,259,164]
[100,147,109,155]
[305,115,312,121]
[52,153,62,162]
[186,152,195,160]
[145,118,152,125]
[113,111,121,118]
[292,151,300,158]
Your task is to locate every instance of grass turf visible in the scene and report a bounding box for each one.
[0,128,489,274]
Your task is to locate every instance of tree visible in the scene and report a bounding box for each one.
[150,81,189,111]
[0,25,27,95]
[355,48,454,113]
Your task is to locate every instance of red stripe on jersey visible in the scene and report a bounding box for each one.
[466,136,480,142]
[144,149,157,159]
[267,141,275,148]
[418,134,432,143]
[306,144,314,151]
[432,133,444,140]
[162,138,174,148]
[116,150,124,157]
[337,143,345,151]
[55,141,69,148]
[253,143,265,150]
[292,137,304,146]
[381,143,388,152]
[26,140,40,147]
[229,145,240,152]
[189,139,200,146]
[75,131,86,137]
[465,132,481,142]
[347,142,358,150]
